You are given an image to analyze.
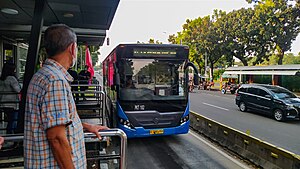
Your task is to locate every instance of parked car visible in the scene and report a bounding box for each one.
[235,84,300,121]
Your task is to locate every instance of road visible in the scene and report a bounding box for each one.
[127,131,252,169]
[190,89,300,155]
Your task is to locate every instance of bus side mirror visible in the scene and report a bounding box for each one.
[184,62,199,86]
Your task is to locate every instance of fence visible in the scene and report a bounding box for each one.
[0,129,127,169]
[0,91,20,133]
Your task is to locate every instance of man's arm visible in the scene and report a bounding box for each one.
[46,125,75,169]
[82,123,109,140]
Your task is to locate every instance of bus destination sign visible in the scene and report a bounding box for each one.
[133,48,177,57]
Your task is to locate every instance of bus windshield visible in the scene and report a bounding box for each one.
[119,58,186,101]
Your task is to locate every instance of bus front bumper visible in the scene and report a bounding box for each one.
[119,121,190,138]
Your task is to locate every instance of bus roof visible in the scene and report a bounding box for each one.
[103,43,189,62]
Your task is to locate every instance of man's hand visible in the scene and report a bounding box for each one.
[0,136,4,149]
[82,123,109,140]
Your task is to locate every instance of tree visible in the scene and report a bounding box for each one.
[216,8,259,66]
[197,10,227,80]
[77,45,100,70]
[282,53,300,64]
[182,17,207,75]
[88,46,100,66]
[147,38,163,44]
[247,0,300,65]
[168,19,206,74]
[254,53,300,65]
[168,11,228,79]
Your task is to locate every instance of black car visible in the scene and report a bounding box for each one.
[235,84,300,121]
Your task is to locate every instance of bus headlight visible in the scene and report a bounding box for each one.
[119,118,134,129]
[180,115,189,124]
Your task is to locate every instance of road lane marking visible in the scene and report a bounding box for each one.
[192,91,235,100]
[189,131,252,169]
[202,102,229,111]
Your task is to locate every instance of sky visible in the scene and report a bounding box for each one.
[99,0,300,62]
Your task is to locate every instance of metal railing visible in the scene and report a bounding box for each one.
[85,129,127,169]
[0,91,20,131]
[70,82,107,126]
[2,129,127,169]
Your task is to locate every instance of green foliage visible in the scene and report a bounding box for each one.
[147,38,163,44]
[253,75,272,84]
[282,75,300,92]
[77,45,100,69]
[283,53,300,64]
[255,53,300,65]
[248,0,300,65]
[90,52,98,66]
[165,0,300,78]
[93,64,102,72]
[213,69,225,80]
[168,12,228,78]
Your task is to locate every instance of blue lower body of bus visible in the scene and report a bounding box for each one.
[117,102,190,138]
[118,121,189,138]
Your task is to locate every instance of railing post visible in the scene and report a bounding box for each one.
[84,129,127,169]
[2,129,127,169]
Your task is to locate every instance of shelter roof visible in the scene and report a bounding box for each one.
[224,64,300,76]
[0,0,120,46]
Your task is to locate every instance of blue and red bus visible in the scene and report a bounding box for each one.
[102,44,198,138]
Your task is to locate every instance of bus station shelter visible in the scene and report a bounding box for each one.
[223,64,300,85]
[0,0,120,132]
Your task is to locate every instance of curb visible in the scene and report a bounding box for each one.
[189,111,300,169]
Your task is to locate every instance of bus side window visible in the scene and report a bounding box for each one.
[112,63,120,90]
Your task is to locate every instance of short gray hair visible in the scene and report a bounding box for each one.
[44,24,77,57]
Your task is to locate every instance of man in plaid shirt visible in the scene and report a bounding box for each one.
[24,24,108,169]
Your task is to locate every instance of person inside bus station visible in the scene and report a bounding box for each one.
[0,62,22,134]
[24,24,108,169]
[68,68,79,103]
[78,65,91,100]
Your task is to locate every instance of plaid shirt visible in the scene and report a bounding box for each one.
[24,59,86,169]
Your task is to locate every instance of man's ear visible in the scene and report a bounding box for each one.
[69,42,76,55]
[72,43,77,55]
